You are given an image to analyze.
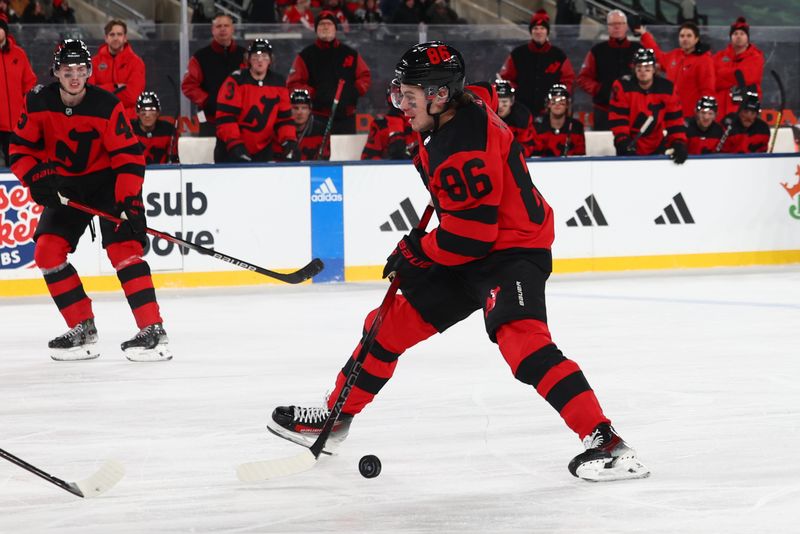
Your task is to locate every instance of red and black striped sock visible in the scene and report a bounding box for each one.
[35,234,93,328]
[107,242,162,329]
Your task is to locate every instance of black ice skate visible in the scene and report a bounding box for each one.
[568,423,650,482]
[267,405,353,455]
[49,318,100,361]
[120,323,172,362]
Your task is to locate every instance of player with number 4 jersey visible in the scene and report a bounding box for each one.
[268,41,650,482]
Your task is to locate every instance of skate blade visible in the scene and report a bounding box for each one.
[123,344,173,362]
[51,345,100,361]
[576,454,651,482]
[266,424,334,456]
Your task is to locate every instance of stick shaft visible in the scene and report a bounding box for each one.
[317,79,346,160]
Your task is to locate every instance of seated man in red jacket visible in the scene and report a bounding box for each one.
[720,92,770,154]
[686,96,724,155]
[89,19,145,119]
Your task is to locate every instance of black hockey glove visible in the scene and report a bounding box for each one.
[117,195,147,237]
[229,144,252,163]
[382,229,433,280]
[669,142,688,165]
[25,163,62,208]
[615,136,637,157]
[281,140,301,162]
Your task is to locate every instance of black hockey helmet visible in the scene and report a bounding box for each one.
[247,38,273,57]
[632,48,656,66]
[136,91,161,112]
[391,41,466,109]
[52,39,92,76]
[495,79,514,99]
[740,91,760,112]
[290,89,312,106]
[547,83,570,101]
[695,95,717,112]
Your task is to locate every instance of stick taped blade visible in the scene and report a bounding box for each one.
[236,450,317,482]
[72,460,125,498]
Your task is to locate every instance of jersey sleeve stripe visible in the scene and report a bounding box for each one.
[435,228,493,259]
[444,204,499,224]
[216,103,241,114]
[109,144,143,157]
[9,133,44,150]
[113,163,146,175]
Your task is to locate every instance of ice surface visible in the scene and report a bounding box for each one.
[1,267,799,533]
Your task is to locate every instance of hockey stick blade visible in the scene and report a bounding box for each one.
[236,450,317,482]
[273,258,325,284]
[69,460,126,498]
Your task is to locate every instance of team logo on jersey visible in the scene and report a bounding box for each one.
[65,107,73,116]
[485,286,501,317]
[780,165,800,220]
[654,193,695,225]
[99,62,108,70]
[311,177,342,202]
[0,180,41,269]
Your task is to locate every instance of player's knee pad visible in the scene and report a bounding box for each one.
[496,319,563,384]
[106,241,145,270]
[34,234,71,271]
[366,296,437,354]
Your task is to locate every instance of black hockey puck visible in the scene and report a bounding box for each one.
[358,455,381,478]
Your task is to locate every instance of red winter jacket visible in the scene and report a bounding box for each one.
[89,43,146,119]
[713,43,764,118]
[0,38,37,132]
[640,32,715,118]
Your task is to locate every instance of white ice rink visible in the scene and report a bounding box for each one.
[2,267,799,533]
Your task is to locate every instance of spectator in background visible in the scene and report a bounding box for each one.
[89,20,146,119]
[720,92,769,154]
[577,9,642,130]
[288,89,329,160]
[533,83,586,157]
[182,12,246,137]
[425,0,459,24]
[361,89,412,160]
[499,10,575,117]
[556,0,583,25]
[216,39,297,163]
[132,91,179,165]
[634,22,714,119]
[685,95,723,155]
[355,0,383,24]
[320,0,354,31]
[0,0,20,23]
[494,79,536,157]
[244,0,277,23]
[609,48,687,163]
[283,0,315,30]
[713,17,764,119]
[390,0,420,24]
[0,15,37,167]
[50,0,76,24]
[288,11,371,134]
[21,0,46,23]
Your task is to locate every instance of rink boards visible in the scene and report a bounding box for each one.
[2,153,799,295]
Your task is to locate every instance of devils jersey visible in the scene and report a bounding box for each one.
[132,119,178,164]
[719,112,770,154]
[499,102,537,158]
[361,107,412,160]
[416,100,554,267]
[533,115,586,157]
[10,83,144,201]
[609,75,687,155]
[273,116,329,161]
[216,69,295,156]
[685,117,724,155]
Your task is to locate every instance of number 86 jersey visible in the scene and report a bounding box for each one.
[415,99,555,266]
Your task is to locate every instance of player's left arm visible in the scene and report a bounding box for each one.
[104,102,146,203]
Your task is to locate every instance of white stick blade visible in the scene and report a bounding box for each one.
[236,450,317,482]
[73,460,125,498]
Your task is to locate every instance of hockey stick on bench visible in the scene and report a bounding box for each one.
[1,447,124,498]
[768,69,786,153]
[58,193,324,284]
[236,202,436,482]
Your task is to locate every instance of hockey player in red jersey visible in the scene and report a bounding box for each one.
[285,88,329,161]
[215,39,298,163]
[609,48,688,163]
[686,95,724,155]
[9,39,171,362]
[494,79,537,157]
[268,41,650,482]
[533,83,586,157]
[131,91,179,165]
[720,91,770,154]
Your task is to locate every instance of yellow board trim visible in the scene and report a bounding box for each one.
[2,250,799,297]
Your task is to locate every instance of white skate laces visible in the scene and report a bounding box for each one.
[293,406,330,424]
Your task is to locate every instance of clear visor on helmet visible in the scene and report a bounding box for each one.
[390,78,442,110]
[548,95,568,104]
[59,64,90,79]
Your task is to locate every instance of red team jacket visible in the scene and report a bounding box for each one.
[685,117,724,154]
[640,32,715,118]
[416,100,554,267]
[0,37,37,132]
[215,69,296,157]
[89,43,146,119]
[498,41,575,115]
[132,118,179,164]
[719,112,770,153]
[11,83,145,202]
[533,116,586,157]
[609,75,687,155]
[713,44,764,118]
[361,107,412,160]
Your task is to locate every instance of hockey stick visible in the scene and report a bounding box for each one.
[561,114,573,157]
[58,193,324,284]
[316,79,346,160]
[626,115,654,152]
[716,116,734,153]
[768,70,785,153]
[0,447,124,498]
[166,75,181,163]
[237,202,436,482]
